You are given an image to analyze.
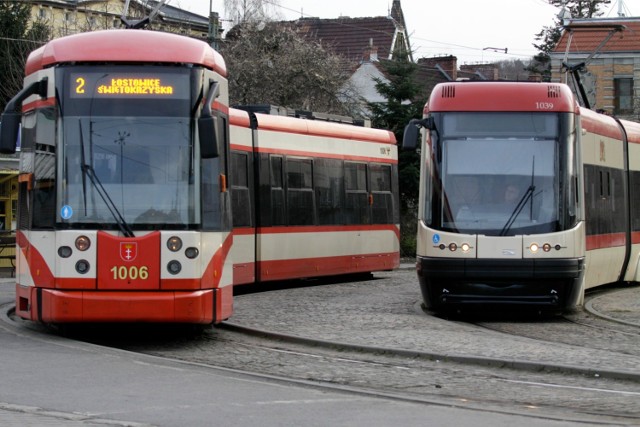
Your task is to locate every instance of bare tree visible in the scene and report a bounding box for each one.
[223,0,282,25]
[221,23,353,114]
[495,59,532,81]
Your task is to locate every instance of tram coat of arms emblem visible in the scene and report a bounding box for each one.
[120,242,138,262]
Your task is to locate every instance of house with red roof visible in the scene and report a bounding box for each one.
[288,0,412,64]
[550,17,640,118]
[277,1,500,117]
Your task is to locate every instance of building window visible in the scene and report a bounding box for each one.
[614,78,634,115]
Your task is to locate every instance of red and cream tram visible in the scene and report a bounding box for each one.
[0,30,399,324]
[403,81,640,312]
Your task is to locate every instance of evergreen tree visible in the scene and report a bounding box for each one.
[367,51,426,256]
[0,1,50,110]
[527,0,611,81]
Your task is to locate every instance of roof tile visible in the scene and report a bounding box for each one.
[553,19,640,54]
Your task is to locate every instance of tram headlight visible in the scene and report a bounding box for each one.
[167,260,182,275]
[167,236,182,252]
[448,243,457,251]
[75,236,90,251]
[530,243,539,253]
[75,260,90,274]
[58,246,72,258]
[543,243,552,252]
[185,247,199,259]
[461,243,470,253]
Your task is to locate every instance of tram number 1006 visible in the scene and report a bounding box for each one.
[110,265,149,280]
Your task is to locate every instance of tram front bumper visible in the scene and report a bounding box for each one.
[14,285,231,324]
[416,257,585,311]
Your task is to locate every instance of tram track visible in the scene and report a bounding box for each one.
[462,286,640,362]
[583,287,640,329]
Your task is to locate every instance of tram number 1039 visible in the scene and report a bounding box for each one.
[110,265,149,280]
[535,102,555,110]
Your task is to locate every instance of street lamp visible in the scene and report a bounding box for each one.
[481,47,508,63]
[483,47,508,54]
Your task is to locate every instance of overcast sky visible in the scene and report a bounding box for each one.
[171,0,634,64]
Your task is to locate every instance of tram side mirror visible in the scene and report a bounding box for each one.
[0,112,21,154]
[403,118,434,151]
[402,120,420,151]
[198,115,219,159]
[0,78,48,154]
[199,80,220,159]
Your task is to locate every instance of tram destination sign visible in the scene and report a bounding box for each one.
[70,72,189,99]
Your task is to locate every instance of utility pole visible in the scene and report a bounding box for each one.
[208,0,220,49]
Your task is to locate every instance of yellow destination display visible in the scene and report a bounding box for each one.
[96,79,174,95]
[70,72,187,99]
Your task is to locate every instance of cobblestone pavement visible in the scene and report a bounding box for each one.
[228,267,640,376]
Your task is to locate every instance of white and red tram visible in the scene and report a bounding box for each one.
[228,108,399,284]
[403,81,640,312]
[0,30,399,324]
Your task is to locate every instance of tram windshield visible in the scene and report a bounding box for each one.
[57,66,198,229]
[431,112,561,236]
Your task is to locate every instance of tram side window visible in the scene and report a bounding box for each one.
[315,159,344,225]
[286,158,314,225]
[32,151,56,229]
[22,108,57,229]
[345,162,370,225]
[270,156,285,226]
[370,163,393,224]
[230,151,251,227]
[201,157,222,230]
[630,171,640,232]
[584,165,625,236]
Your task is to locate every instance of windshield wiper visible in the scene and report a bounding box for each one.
[79,121,135,238]
[500,156,538,236]
[500,184,535,236]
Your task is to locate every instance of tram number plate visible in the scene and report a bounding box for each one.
[110,265,149,280]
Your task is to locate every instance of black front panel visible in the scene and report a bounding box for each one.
[417,256,585,311]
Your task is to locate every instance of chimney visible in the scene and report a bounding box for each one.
[362,39,379,62]
[418,55,458,81]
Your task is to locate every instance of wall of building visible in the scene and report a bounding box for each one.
[551,54,640,119]
[29,0,208,39]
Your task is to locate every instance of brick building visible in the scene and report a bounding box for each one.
[26,0,208,39]
[550,17,640,119]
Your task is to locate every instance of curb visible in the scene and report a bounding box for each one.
[219,321,640,383]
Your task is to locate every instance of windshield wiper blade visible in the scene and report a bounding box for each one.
[500,184,535,236]
[79,122,88,215]
[79,121,135,238]
[82,165,135,237]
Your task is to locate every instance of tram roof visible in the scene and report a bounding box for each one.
[254,112,396,145]
[425,81,579,114]
[25,30,226,77]
[230,108,396,145]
